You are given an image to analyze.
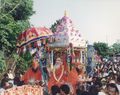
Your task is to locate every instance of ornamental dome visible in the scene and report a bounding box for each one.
[50,12,87,48]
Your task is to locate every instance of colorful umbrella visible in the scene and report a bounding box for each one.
[17,27,53,48]
[16,27,53,83]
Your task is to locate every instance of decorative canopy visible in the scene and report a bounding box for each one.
[50,12,87,48]
[17,27,53,48]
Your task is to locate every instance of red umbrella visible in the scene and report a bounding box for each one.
[17,27,53,48]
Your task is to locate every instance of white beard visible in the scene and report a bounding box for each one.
[55,64,61,69]
[54,60,63,69]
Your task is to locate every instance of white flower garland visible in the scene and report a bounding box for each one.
[53,65,64,82]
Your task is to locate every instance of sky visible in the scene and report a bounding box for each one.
[30,0,120,45]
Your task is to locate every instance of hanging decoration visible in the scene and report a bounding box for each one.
[17,27,53,49]
[53,65,64,82]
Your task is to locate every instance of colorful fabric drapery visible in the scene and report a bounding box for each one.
[1,85,43,95]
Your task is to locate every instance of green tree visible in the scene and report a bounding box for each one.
[50,19,61,32]
[1,0,34,20]
[0,15,30,54]
[93,42,109,58]
[0,0,34,73]
[15,51,32,73]
[0,0,34,55]
[0,51,6,73]
[112,42,120,55]
[108,47,114,57]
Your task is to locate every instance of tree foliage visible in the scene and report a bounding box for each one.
[15,51,32,73]
[0,51,6,72]
[50,19,61,32]
[1,0,34,20]
[112,42,120,55]
[93,42,109,58]
[0,0,34,73]
[0,0,34,54]
[0,15,30,54]
[93,42,120,58]
[108,47,114,57]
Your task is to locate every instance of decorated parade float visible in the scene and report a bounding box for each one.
[49,12,87,71]
[47,12,87,92]
[2,12,88,95]
[1,85,43,95]
[2,27,53,95]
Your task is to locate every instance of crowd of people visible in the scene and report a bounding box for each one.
[48,57,120,95]
[0,56,120,95]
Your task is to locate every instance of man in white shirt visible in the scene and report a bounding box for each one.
[7,69,14,80]
[7,69,14,85]
[0,88,5,95]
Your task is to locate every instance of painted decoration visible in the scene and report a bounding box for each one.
[2,85,43,95]
[17,27,53,48]
[50,15,87,48]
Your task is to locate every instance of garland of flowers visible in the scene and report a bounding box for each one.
[53,65,64,82]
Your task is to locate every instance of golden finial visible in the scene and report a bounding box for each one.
[64,10,67,16]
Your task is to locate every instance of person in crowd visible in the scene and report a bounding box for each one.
[98,90,107,95]
[81,92,90,95]
[7,69,15,86]
[48,57,68,91]
[0,74,9,88]
[60,84,71,95]
[102,68,109,78]
[7,69,14,80]
[0,87,5,94]
[14,72,24,86]
[88,85,98,95]
[51,85,60,95]
[77,65,86,83]
[22,58,42,84]
[66,64,79,94]
[106,83,119,95]
[97,80,107,95]
[0,74,13,94]
[116,75,120,93]
[76,84,86,95]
